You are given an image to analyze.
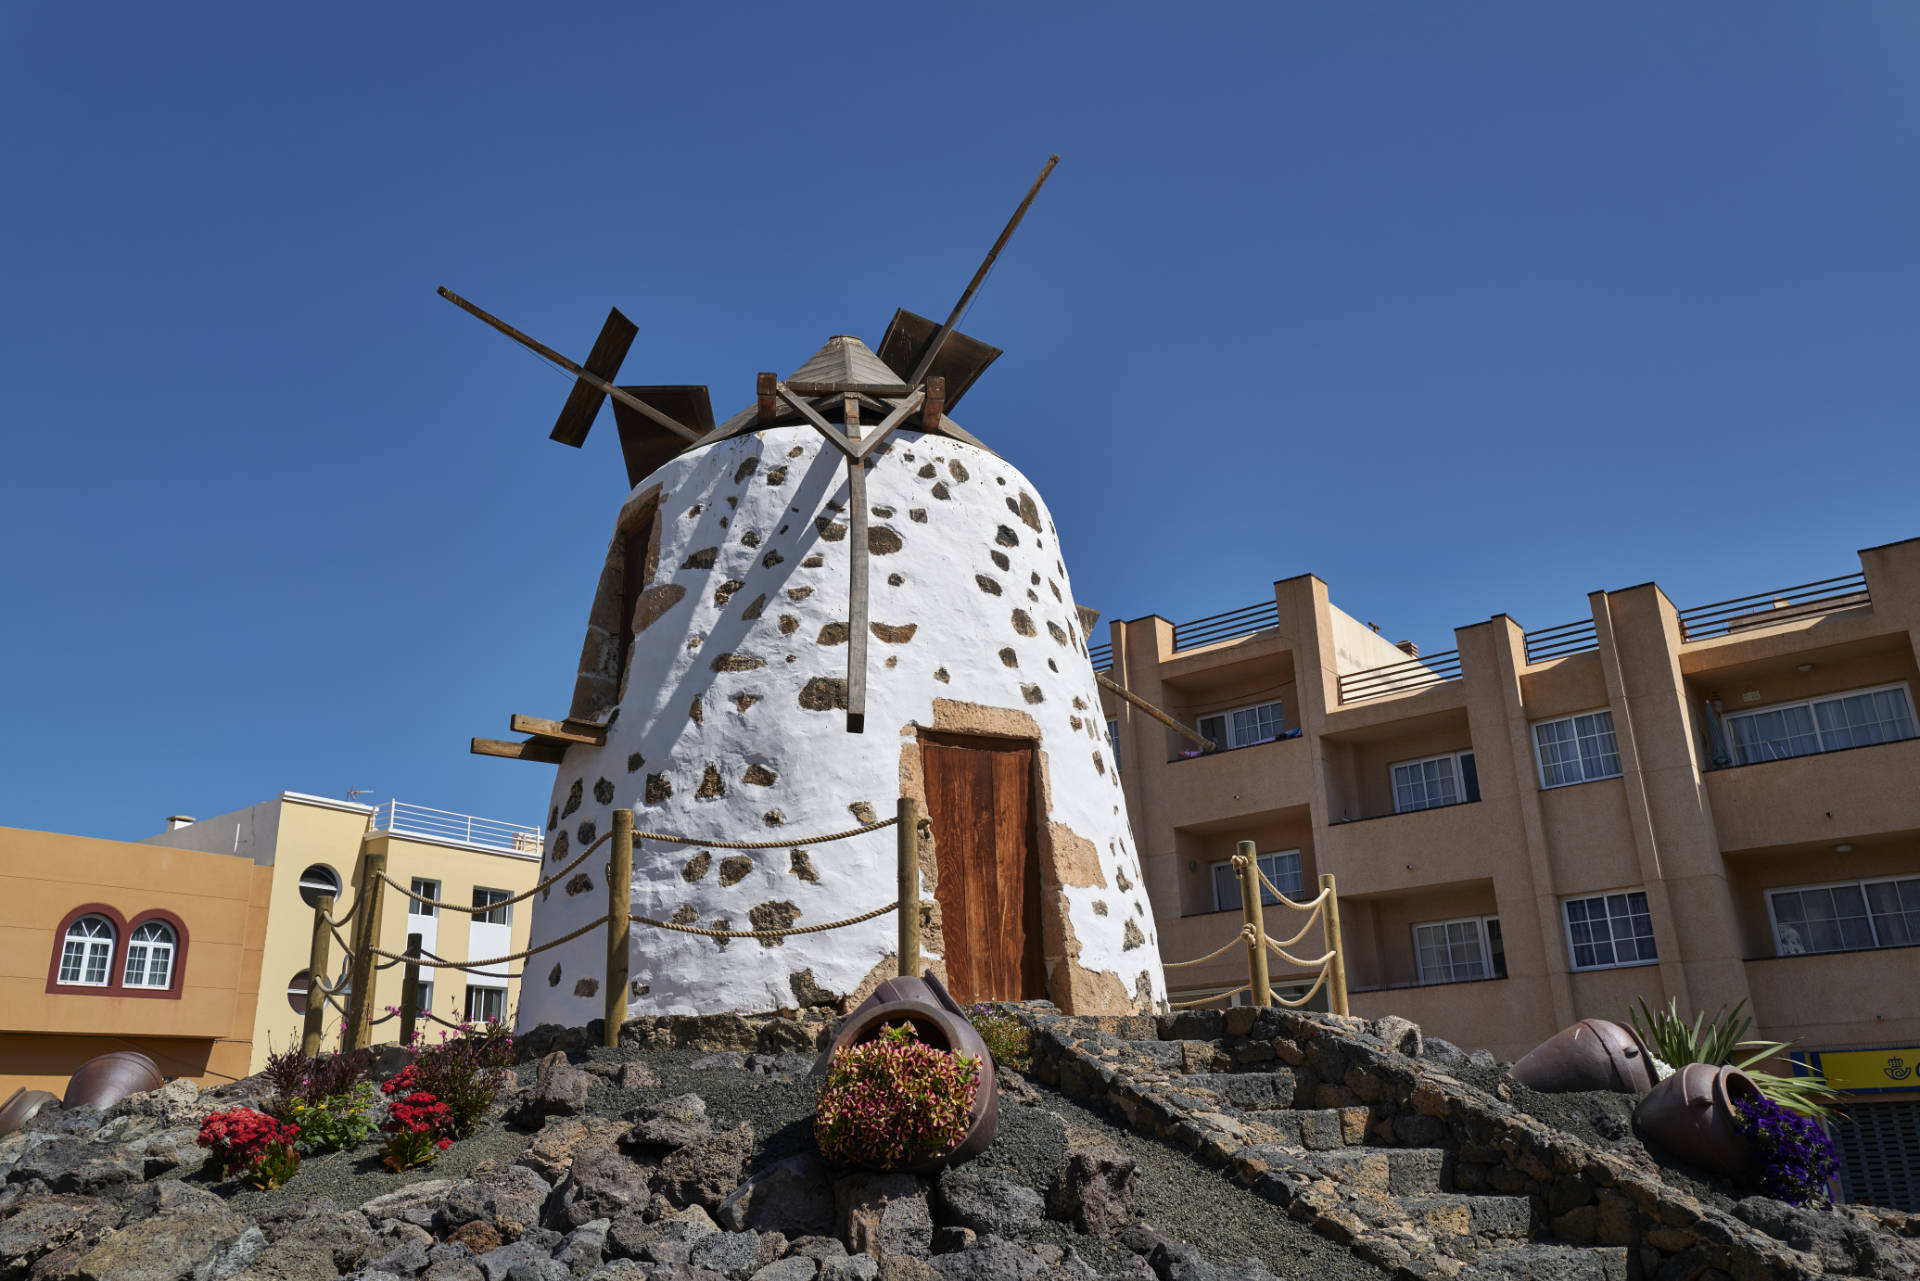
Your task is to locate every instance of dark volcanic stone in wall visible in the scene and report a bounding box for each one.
[742,593,768,621]
[1012,610,1036,636]
[719,856,753,887]
[748,900,800,947]
[798,678,848,711]
[683,852,712,881]
[682,547,720,570]
[711,653,766,672]
[789,849,818,882]
[696,765,726,799]
[646,774,673,805]
[743,763,778,786]
[870,622,917,643]
[868,526,903,554]
[976,575,1002,595]
[814,518,847,541]
[594,778,615,805]
[563,779,584,818]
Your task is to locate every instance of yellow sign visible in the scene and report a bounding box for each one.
[1815,1047,1920,1093]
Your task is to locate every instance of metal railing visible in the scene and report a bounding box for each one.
[1088,641,1113,672]
[1171,600,1280,653]
[1677,572,1870,642]
[1524,618,1599,664]
[1336,648,1463,703]
[371,800,544,858]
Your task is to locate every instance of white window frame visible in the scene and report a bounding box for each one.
[472,887,511,926]
[1766,874,1920,956]
[1106,718,1122,773]
[1562,889,1659,971]
[1195,699,1286,752]
[409,878,440,919]
[415,979,436,1017]
[122,920,176,989]
[1721,681,1917,767]
[1413,915,1502,985]
[1532,709,1623,789]
[1209,850,1305,913]
[1390,750,1476,814]
[58,915,116,987]
[465,983,507,1023]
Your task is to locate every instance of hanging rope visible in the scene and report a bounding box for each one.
[415,947,523,980]
[1269,966,1332,1009]
[378,831,609,912]
[1161,923,1256,968]
[1264,941,1336,970]
[631,815,896,851]
[1255,868,1326,914]
[631,899,897,940]
[324,898,359,929]
[1263,897,1328,948]
[365,914,609,968]
[1169,983,1250,1009]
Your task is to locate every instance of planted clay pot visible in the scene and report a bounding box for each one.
[1633,1063,1762,1185]
[820,972,998,1171]
[1512,1019,1658,1095]
[61,1051,163,1112]
[0,1089,60,1136]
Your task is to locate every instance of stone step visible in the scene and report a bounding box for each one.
[1174,1071,1297,1111]
[1452,1243,1631,1281]
[1311,1145,1447,1196]
[1397,1193,1533,1246]
[1240,1107,1370,1151]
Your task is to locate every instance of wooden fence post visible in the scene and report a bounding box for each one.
[1320,873,1349,1016]
[400,932,422,1049]
[302,895,333,1058]
[1237,842,1270,1008]
[897,795,920,979]
[345,848,387,1051]
[606,809,632,1049]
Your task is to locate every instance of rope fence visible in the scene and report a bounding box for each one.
[1157,843,1350,1017]
[304,797,928,1058]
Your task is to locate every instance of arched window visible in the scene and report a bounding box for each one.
[298,864,342,909]
[123,920,176,989]
[58,915,116,986]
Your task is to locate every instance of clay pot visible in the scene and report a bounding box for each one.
[61,1051,163,1112]
[1633,1063,1762,1185]
[1512,1019,1658,1095]
[820,972,999,1171]
[0,1089,60,1136]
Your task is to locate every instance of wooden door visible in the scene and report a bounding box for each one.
[921,734,1045,1004]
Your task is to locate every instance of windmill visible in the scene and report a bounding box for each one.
[439,157,1056,735]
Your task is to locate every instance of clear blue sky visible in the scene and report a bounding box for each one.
[4,3,1916,841]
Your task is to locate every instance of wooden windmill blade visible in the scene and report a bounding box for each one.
[549,307,640,446]
[611,385,715,486]
[875,309,1002,410]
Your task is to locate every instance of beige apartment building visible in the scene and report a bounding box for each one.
[1096,536,1920,1210]
[1,793,540,1095]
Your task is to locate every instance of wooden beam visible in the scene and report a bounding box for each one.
[785,380,912,397]
[1095,672,1216,751]
[509,714,609,746]
[922,375,945,434]
[471,736,567,764]
[756,372,778,425]
[845,393,869,734]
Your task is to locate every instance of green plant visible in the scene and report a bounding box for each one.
[380,1090,453,1172]
[393,1018,516,1138]
[815,1022,981,1170]
[967,1002,1032,1073]
[1630,997,1840,1119]
[197,1107,302,1188]
[284,1081,380,1154]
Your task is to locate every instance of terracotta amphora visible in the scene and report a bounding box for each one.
[61,1051,163,1112]
[820,972,998,1171]
[0,1089,60,1136]
[1633,1063,1762,1185]
[1512,1019,1659,1095]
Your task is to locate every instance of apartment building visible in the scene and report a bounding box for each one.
[1096,536,1920,1210]
[1,792,541,1095]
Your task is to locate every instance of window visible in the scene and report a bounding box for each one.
[1210,850,1305,912]
[1106,719,1122,773]
[1724,684,1917,766]
[465,984,506,1023]
[1564,890,1658,970]
[122,921,176,989]
[409,879,439,918]
[472,888,511,926]
[1769,877,1920,956]
[1391,751,1479,813]
[415,980,435,1017]
[58,915,115,986]
[286,969,310,1014]
[297,864,342,909]
[1534,711,1623,788]
[1414,917,1506,984]
[1832,1100,1920,1211]
[1195,700,1285,751]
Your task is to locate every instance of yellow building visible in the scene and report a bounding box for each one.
[1096,536,1920,1211]
[0,792,541,1095]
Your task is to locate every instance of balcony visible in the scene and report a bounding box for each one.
[1707,736,1920,852]
[1678,572,1870,643]
[1321,799,1492,891]
[1745,945,1920,1046]
[370,800,544,858]
[1156,736,1313,830]
[1335,649,1464,706]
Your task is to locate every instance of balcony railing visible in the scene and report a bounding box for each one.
[1336,648,1463,703]
[1677,572,1869,642]
[1088,641,1112,672]
[1171,600,1280,654]
[1524,617,1598,664]
[371,800,544,858]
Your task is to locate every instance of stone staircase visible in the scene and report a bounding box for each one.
[1031,1016,1632,1281]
